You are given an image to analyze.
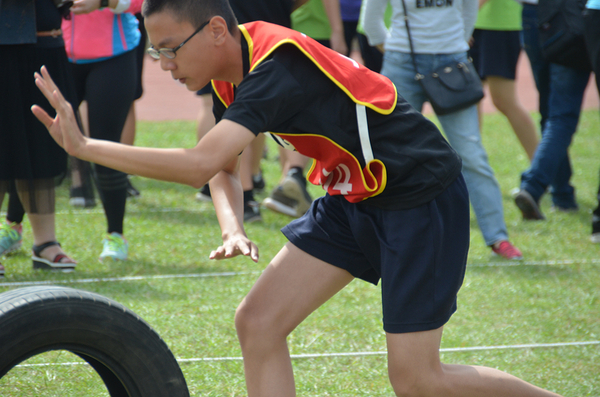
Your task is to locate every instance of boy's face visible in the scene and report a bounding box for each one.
[145,10,217,91]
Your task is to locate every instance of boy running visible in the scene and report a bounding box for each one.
[32,0,561,395]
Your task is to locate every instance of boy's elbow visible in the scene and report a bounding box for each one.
[188,169,209,189]
[185,156,211,189]
[189,179,205,190]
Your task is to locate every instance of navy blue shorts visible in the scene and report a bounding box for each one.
[282,175,470,333]
[469,29,522,80]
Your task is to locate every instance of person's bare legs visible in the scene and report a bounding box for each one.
[386,327,562,397]
[487,75,539,161]
[120,103,136,146]
[250,133,265,177]
[278,149,310,180]
[27,213,73,261]
[16,182,75,263]
[196,93,215,140]
[240,134,266,192]
[235,243,354,397]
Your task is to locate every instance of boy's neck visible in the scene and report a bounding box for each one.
[224,27,245,86]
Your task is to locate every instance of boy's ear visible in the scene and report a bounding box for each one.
[208,16,229,45]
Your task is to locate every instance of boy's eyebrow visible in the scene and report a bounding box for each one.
[154,36,176,48]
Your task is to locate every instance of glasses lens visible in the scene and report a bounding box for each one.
[147,47,160,60]
[147,47,177,59]
[161,49,176,59]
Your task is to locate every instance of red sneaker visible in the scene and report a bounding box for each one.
[491,241,523,260]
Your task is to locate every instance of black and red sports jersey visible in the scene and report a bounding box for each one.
[212,22,462,210]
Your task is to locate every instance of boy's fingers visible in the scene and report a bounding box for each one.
[249,245,259,263]
[35,67,68,110]
[34,73,53,102]
[40,66,59,93]
[30,105,54,129]
[209,246,226,260]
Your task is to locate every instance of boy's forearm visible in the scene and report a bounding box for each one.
[209,168,247,241]
[79,120,255,189]
[82,139,215,188]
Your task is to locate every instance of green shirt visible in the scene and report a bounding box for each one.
[357,0,392,35]
[291,0,331,40]
[475,0,522,31]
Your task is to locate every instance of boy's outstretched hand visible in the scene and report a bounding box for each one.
[31,66,87,158]
[210,234,259,263]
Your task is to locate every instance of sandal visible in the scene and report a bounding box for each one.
[32,242,76,273]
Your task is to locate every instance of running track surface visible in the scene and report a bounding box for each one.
[136,52,599,122]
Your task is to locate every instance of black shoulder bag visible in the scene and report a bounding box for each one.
[400,0,484,115]
[537,0,591,72]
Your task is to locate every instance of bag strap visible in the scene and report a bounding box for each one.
[399,0,424,80]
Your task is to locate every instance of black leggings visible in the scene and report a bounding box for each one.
[71,50,137,235]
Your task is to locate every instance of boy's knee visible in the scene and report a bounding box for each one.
[235,300,271,342]
[388,364,445,397]
[235,299,290,349]
[388,375,438,397]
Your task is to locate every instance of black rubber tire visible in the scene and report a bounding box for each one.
[0,286,189,397]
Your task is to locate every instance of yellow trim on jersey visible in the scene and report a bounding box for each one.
[239,25,397,115]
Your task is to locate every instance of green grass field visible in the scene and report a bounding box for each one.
[0,110,599,396]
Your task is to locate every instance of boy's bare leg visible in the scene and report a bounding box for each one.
[235,242,354,397]
[386,328,562,397]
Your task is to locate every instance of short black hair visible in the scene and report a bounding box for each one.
[142,0,238,34]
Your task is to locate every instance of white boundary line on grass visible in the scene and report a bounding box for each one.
[0,208,211,216]
[1,258,599,288]
[0,271,260,287]
[15,340,600,367]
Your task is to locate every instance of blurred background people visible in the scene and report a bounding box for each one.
[364,0,524,260]
[513,0,590,220]
[0,0,78,276]
[63,0,143,261]
[469,0,539,161]
[583,0,600,242]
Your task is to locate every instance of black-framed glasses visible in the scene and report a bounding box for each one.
[147,20,209,60]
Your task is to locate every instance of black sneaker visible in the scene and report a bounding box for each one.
[263,169,312,218]
[126,177,140,198]
[514,189,545,220]
[252,172,266,192]
[195,184,212,202]
[243,200,262,223]
[591,213,600,243]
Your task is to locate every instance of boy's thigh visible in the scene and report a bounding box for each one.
[239,242,354,333]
